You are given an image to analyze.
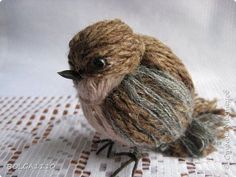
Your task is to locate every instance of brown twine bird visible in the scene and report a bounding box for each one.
[58,19,233,177]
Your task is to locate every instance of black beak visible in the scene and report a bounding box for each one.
[57,70,82,81]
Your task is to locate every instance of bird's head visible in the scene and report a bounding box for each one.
[58,19,145,104]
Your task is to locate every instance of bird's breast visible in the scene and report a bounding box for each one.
[76,75,130,145]
[76,76,124,105]
[80,101,131,146]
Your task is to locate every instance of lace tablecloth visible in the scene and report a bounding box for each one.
[0,96,235,177]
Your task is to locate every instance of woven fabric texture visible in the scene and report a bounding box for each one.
[0,96,235,177]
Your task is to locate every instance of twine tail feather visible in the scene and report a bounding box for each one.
[162,100,229,157]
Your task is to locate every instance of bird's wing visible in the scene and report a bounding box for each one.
[101,36,195,149]
[102,65,194,149]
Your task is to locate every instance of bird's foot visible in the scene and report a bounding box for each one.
[111,148,142,177]
[94,139,114,158]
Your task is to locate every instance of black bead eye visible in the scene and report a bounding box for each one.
[92,58,106,69]
[68,61,74,67]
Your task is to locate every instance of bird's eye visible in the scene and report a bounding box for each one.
[92,58,106,70]
[68,61,74,67]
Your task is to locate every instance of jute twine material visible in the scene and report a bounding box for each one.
[68,19,234,157]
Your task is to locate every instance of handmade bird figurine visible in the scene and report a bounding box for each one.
[58,19,229,177]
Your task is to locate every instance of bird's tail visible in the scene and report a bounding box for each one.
[162,96,233,157]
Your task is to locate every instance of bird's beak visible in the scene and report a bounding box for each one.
[57,70,82,81]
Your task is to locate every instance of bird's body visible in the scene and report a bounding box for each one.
[59,19,230,176]
[76,32,196,151]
